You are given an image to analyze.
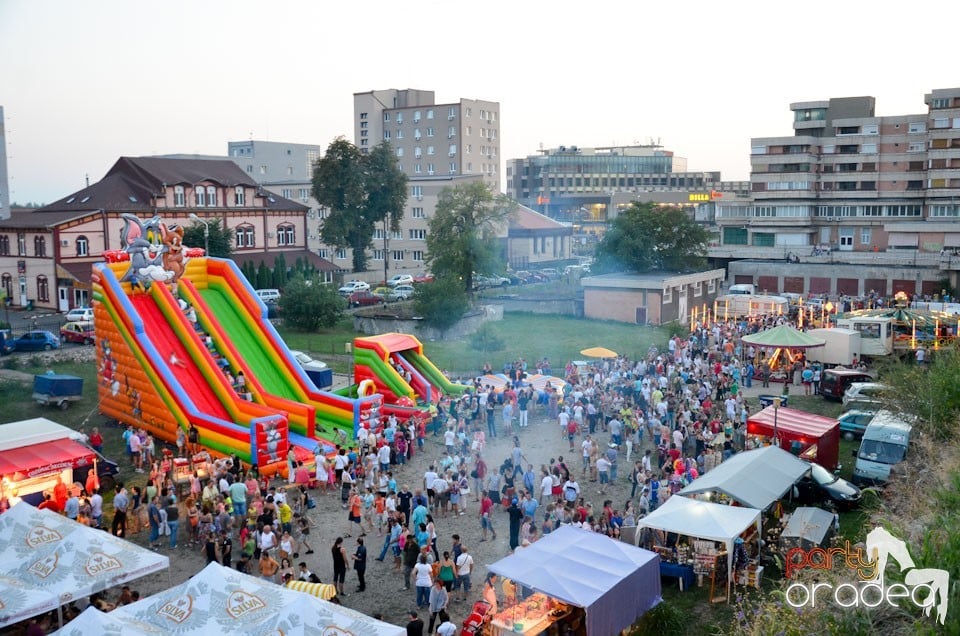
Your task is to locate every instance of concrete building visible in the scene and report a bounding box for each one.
[506,144,749,233]
[351,88,501,280]
[581,269,726,325]
[0,156,313,311]
[0,106,9,220]
[710,88,960,296]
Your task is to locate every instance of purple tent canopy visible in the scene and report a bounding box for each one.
[487,525,661,635]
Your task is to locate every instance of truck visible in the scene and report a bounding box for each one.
[852,410,912,487]
[32,373,84,410]
[804,328,861,367]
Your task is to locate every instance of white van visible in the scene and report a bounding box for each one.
[852,410,912,486]
[255,289,281,304]
[728,284,756,295]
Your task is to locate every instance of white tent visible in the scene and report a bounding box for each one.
[635,496,761,598]
[56,562,405,636]
[0,502,169,628]
[678,446,810,510]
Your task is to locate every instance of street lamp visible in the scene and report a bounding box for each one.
[188,214,210,256]
[772,397,781,447]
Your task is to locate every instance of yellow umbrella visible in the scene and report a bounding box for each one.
[580,347,618,358]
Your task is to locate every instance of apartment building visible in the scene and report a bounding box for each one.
[507,144,749,233]
[717,88,960,253]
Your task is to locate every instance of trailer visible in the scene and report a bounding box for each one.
[835,316,894,357]
[804,328,861,367]
[716,293,789,318]
[32,373,84,410]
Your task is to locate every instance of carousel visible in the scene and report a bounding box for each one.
[835,292,958,353]
[741,325,826,382]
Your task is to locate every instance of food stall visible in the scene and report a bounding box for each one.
[635,495,763,602]
[747,406,840,470]
[487,525,661,636]
[0,418,107,506]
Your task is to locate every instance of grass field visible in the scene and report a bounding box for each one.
[279,312,676,376]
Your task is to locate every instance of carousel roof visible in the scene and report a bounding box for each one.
[836,306,955,326]
[741,325,826,349]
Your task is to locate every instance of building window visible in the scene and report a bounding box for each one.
[383,131,391,140]
[392,250,403,261]
[448,106,456,120]
[383,112,390,122]
[282,188,293,198]
[195,186,206,207]
[707,279,716,294]
[427,146,435,156]
[234,186,245,206]
[372,250,384,261]
[414,129,422,141]
[34,236,46,257]
[409,229,426,240]
[412,250,424,262]
[174,185,185,207]
[693,281,702,297]
[396,113,403,124]
[662,287,672,303]
[396,147,404,157]
[277,223,296,246]
[0,235,8,256]
[414,164,422,174]
[415,146,422,159]
[299,188,310,201]
[259,165,267,174]
[412,207,424,219]
[36,275,49,302]
[449,162,457,174]
[205,185,217,206]
[318,249,328,259]
[448,127,456,138]
[236,224,256,248]
[373,228,384,240]
[860,228,872,245]
[908,122,926,134]
[427,109,434,120]
[448,144,457,156]
[396,130,403,139]
[17,233,26,256]
[412,185,423,199]
[1,273,11,300]
[427,127,435,137]
[427,163,435,175]
[335,248,347,259]
[413,111,421,123]
[76,235,89,257]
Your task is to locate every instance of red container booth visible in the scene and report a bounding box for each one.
[747,406,840,470]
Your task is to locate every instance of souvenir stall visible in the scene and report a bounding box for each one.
[486,526,661,636]
[635,495,763,602]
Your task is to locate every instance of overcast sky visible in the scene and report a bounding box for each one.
[1,0,957,204]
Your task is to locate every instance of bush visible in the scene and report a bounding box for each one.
[279,274,344,331]
[412,275,468,334]
[468,322,505,354]
[628,601,685,636]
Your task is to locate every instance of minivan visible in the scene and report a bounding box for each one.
[255,289,281,304]
[820,368,873,401]
[852,410,912,486]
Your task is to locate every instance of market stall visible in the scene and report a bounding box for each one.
[746,406,840,470]
[486,525,661,636]
[635,495,762,601]
[55,562,404,636]
[0,502,169,629]
[741,325,825,380]
[679,446,811,509]
[779,506,835,552]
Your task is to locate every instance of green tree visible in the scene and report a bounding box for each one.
[412,275,469,334]
[468,322,505,354]
[312,138,408,273]
[256,262,271,290]
[279,274,345,331]
[272,253,287,289]
[183,218,234,258]
[425,181,514,294]
[593,202,708,274]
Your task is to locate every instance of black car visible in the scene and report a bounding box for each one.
[793,461,862,510]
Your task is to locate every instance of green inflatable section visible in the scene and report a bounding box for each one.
[354,346,411,399]
[404,349,468,396]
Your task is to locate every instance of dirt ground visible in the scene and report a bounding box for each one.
[117,400,651,630]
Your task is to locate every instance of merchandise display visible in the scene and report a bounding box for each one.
[490,593,574,636]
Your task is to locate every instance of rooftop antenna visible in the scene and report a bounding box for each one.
[85,174,89,187]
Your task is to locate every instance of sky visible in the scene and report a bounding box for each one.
[1,0,958,205]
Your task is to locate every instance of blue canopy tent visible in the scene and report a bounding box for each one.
[487,525,661,635]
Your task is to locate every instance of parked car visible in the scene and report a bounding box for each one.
[347,290,384,307]
[289,350,329,374]
[392,284,416,300]
[0,329,14,355]
[794,461,862,510]
[339,280,371,295]
[838,409,876,440]
[853,411,913,486]
[473,274,510,289]
[60,321,96,345]
[65,307,94,322]
[842,382,887,411]
[14,330,60,351]
[413,273,435,284]
[372,286,399,302]
[820,368,874,401]
[386,274,414,287]
[255,289,281,304]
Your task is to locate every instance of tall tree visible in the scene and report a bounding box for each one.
[279,274,345,331]
[312,138,407,273]
[183,218,234,258]
[593,202,708,274]
[425,181,514,294]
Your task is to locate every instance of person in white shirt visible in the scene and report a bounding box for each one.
[580,436,592,475]
[454,546,474,601]
[424,467,439,508]
[443,428,456,454]
[558,410,570,440]
[540,469,553,502]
